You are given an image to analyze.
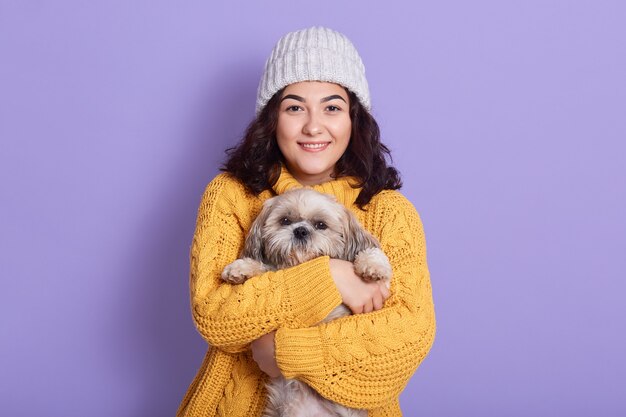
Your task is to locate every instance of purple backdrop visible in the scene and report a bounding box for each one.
[1,1,625,416]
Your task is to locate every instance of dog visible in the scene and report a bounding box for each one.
[221,188,392,417]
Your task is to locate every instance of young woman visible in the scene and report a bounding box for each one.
[177,27,436,417]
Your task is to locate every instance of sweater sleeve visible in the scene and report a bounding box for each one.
[274,193,436,410]
[189,175,343,353]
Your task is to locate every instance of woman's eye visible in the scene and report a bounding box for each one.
[286,105,302,112]
[280,217,292,226]
[314,221,327,230]
[326,105,341,112]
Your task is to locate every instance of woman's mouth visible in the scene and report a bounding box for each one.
[299,142,330,152]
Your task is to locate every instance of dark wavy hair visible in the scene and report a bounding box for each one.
[222,88,401,209]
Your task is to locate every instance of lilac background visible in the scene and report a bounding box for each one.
[1,1,625,416]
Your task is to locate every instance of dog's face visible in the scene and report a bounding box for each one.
[242,188,376,268]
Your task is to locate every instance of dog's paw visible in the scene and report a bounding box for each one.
[221,258,267,284]
[354,247,392,284]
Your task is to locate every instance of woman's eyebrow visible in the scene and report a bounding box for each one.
[321,95,347,103]
[281,94,305,102]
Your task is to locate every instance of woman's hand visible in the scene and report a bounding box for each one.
[250,331,282,378]
[329,258,390,314]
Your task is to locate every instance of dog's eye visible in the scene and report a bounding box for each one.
[280,217,292,226]
[314,221,327,230]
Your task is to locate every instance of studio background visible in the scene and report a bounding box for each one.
[1,1,624,416]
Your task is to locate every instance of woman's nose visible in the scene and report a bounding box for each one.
[302,113,322,135]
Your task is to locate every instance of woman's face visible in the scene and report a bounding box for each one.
[276,81,351,186]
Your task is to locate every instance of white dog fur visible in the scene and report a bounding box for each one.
[222,188,392,417]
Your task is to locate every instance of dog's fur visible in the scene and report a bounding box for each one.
[222,188,392,417]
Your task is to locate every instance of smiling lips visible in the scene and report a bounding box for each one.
[299,142,331,152]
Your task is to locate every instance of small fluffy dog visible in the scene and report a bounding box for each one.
[222,188,392,417]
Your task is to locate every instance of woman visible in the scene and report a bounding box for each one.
[177,26,436,417]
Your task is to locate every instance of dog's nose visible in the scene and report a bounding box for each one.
[293,226,309,240]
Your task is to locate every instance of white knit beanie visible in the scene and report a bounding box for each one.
[256,26,370,115]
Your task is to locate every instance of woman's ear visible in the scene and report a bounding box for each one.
[242,196,276,262]
[342,206,380,261]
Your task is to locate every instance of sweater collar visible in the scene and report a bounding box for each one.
[272,165,362,207]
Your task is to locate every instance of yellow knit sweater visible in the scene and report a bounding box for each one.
[177,168,436,417]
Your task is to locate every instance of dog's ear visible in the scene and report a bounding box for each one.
[242,196,276,261]
[342,206,380,261]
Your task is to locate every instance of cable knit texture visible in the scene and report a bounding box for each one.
[177,167,436,417]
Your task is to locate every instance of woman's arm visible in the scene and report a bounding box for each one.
[189,175,343,353]
[250,263,391,376]
[273,194,436,409]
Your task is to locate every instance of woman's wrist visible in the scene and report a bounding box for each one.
[251,331,281,378]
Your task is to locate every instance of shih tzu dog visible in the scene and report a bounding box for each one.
[221,188,392,417]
